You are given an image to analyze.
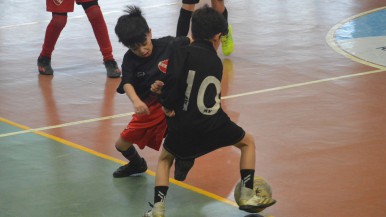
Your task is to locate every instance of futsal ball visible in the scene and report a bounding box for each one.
[234,176,273,209]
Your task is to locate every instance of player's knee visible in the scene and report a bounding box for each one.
[235,133,255,149]
[84,6,102,21]
[115,138,132,151]
[159,149,174,162]
[244,133,256,148]
[51,13,68,29]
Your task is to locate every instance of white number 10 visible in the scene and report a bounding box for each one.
[183,70,221,115]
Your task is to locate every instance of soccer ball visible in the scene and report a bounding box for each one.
[234,176,273,211]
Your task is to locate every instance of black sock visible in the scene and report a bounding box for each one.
[154,186,169,203]
[176,8,193,36]
[240,169,255,189]
[117,146,142,165]
[222,7,229,34]
[222,7,228,22]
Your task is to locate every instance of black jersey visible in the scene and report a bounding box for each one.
[117,36,190,102]
[160,40,245,159]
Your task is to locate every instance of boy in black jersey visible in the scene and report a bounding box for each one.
[144,5,276,217]
[112,6,190,178]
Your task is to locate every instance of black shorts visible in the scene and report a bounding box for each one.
[182,0,199,4]
[163,120,245,159]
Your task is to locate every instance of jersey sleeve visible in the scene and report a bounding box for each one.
[159,47,189,110]
[116,53,136,94]
[172,36,190,47]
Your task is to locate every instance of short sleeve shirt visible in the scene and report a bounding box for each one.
[117,36,190,103]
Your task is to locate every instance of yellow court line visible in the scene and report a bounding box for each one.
[1,68,385,139]
[0,117,238,208]
[326,6,386,70]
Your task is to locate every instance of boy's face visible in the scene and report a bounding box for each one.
[130,31,153,58]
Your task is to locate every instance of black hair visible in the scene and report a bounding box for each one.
[115,5,150,48]
[191,5,227,41]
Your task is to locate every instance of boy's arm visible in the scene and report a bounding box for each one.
[159,47,189,111]
[123,83,150,115]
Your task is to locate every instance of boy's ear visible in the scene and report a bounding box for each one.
[149,28,152,38]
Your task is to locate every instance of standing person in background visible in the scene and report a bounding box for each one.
[37,0,121,78]
[111,5,191,178]
[176,0,234,56]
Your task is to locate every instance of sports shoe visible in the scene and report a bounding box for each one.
[112,158,147,178]
[221,25,234,56]
[104,60,121,78]
[238,186,276,213]
[143,202,165,217]
[174,158,195,181]
[37,56,54,75]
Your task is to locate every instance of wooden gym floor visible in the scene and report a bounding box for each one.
[1,0,385,216]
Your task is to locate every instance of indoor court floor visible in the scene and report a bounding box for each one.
[1,0,386,217]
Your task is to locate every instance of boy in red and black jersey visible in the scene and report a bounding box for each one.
[112,6,190,178]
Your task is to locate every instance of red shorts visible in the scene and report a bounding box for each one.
[120,118,166,151]
[46,0,94,13]
[120,99,167,151]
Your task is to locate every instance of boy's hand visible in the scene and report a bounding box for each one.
[162,107,175,117]
[133,99,150,115]
[151,80,164,94]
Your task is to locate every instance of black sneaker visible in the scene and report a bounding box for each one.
[113,158,147,178]
[174,158,195,181]
[37,56,54,75]
[104,60,121,78]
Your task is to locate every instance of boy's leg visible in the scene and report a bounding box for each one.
[174,158,195,181]
[234,133,276,213]
[211,0,234,56]
[38,13,67,75]
[211,0,225,15]
[80,1,121,78]
[176,0,198,36]
[113,138,147,178]
[144,149,174,217]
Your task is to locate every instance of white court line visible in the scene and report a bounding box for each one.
[1,69,385,138]
[222,69,385,99]
[0,3,178,29]
[0,112,133,138]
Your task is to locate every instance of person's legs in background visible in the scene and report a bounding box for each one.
[211,0,234,56]
[37,12,67,75]
[80,0,121,78]
[176,0,198,36]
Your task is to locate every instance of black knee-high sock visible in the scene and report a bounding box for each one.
[240,169,255,189]
[222,7,228,22]
[117,146,142,165]
[176,8,193,36]
[154,186,169,203]
[222,7,229,34]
